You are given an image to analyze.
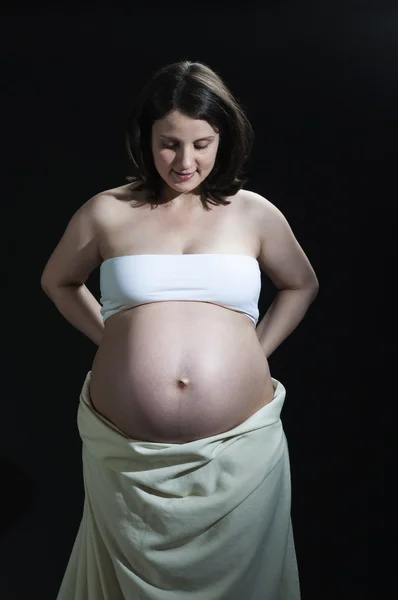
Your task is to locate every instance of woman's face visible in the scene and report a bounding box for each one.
[151,111,220,199]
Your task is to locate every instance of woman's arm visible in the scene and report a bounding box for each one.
[252,193,319,359]
[255,286,318,359]
[41,282,104,346]
[40,194,110,346]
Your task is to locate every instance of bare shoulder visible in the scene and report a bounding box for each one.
[40,188,128,288]
[240,189,282,215]
[241,189,319,290]
[84,186,127,220]
[239,189,286,229]
[79,184,138,231]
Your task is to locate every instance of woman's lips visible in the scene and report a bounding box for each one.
[172,170,195,181]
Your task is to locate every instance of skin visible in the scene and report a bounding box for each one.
[151,110,220,208]
[40,110,319,443]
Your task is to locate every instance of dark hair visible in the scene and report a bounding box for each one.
[124,60,254,211]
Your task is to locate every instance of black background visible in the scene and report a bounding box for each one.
[1,2,394,599]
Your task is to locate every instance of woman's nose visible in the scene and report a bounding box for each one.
[175,147,194,169]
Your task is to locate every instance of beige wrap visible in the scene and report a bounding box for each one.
[57,371,300,600]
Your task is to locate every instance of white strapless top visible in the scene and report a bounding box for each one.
[100,254,261,326]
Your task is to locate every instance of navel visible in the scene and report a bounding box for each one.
[176,377,190,389]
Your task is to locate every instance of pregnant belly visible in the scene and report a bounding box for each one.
[89,302,274,443]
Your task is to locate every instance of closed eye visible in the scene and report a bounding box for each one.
[162,144,209,151]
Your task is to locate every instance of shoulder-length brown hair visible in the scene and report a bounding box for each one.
[124,60,254,211]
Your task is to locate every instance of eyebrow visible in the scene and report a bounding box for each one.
[159,135,215,142]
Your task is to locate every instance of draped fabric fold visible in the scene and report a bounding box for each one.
[57,371,300,600]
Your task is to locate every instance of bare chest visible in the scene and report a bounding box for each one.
[99,190,260,260]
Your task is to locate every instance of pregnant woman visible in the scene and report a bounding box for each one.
[41,60,319,600]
